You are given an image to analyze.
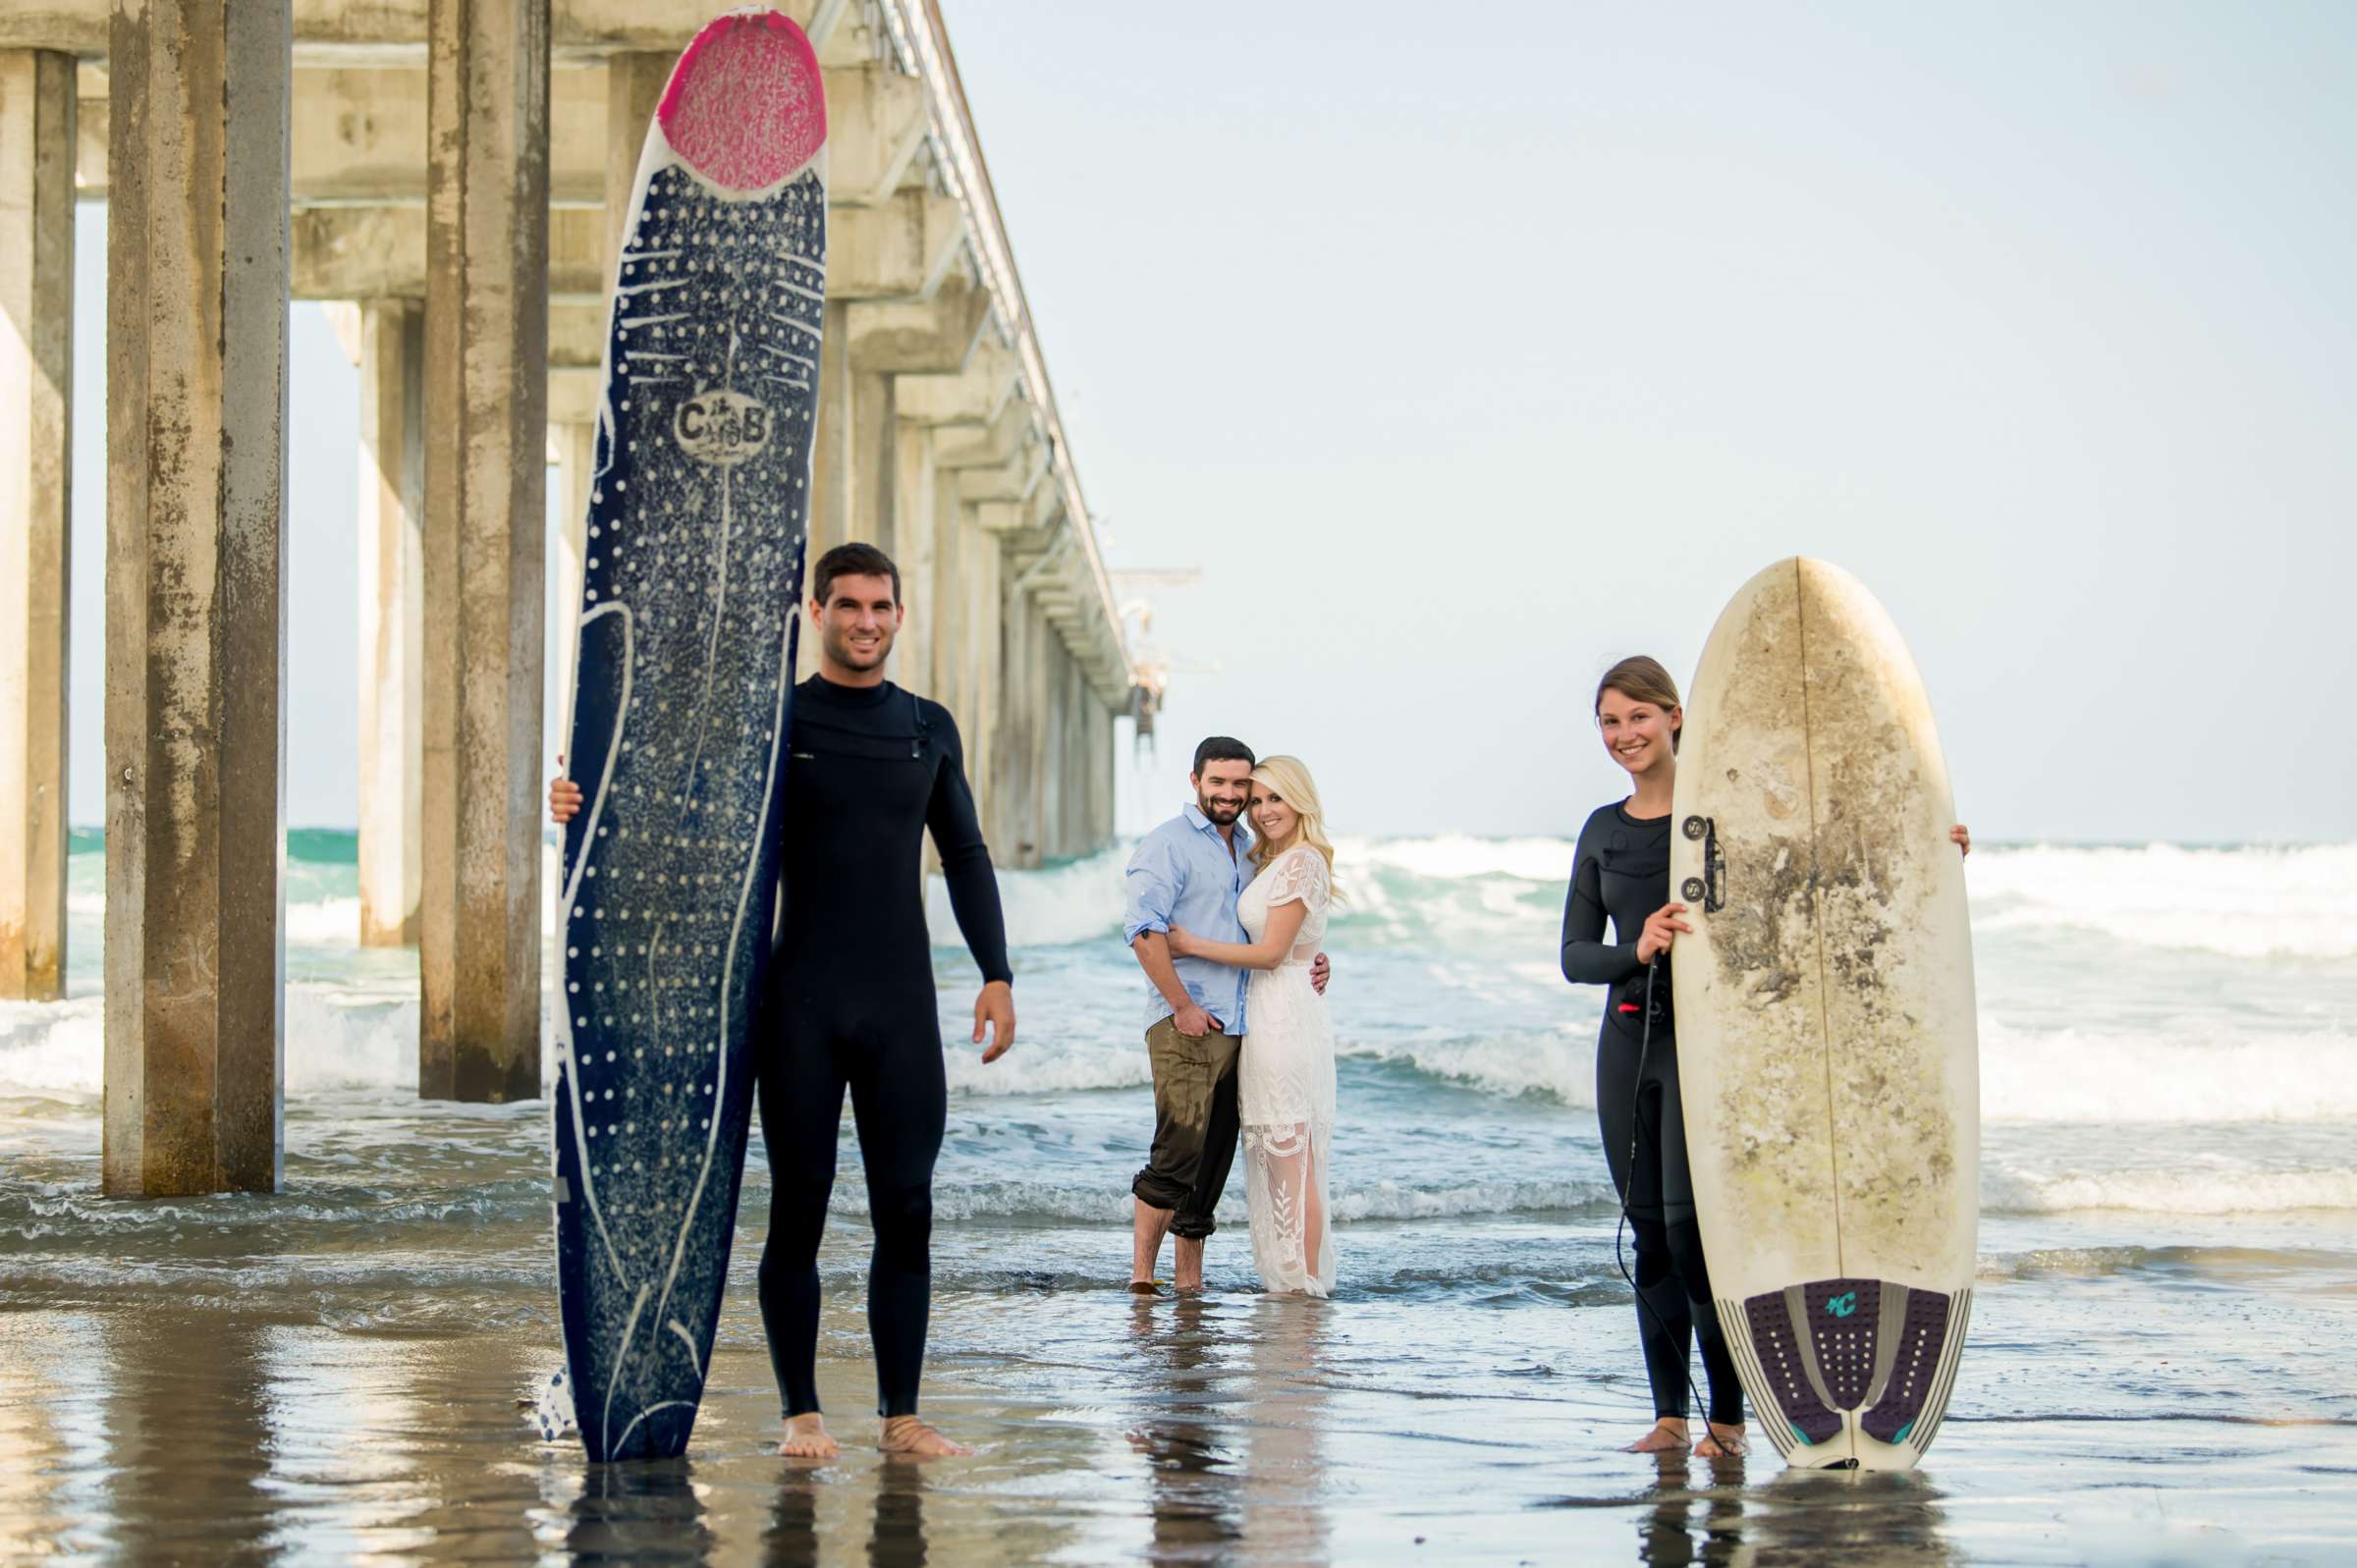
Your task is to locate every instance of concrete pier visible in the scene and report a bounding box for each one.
[0,50,75,1001]
[0,0,1146,1139]
[100,0,291,1195]
[418,0,549,1104]
[353,301,425,948]
[602,50,668,280]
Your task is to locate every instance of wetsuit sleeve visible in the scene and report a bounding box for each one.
[923,709,1014,985]
[1561,823,1641,986]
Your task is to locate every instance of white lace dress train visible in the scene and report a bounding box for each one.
[1236,845,1338,1296]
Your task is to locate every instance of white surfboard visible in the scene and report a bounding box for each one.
[1669,557,1979,1471]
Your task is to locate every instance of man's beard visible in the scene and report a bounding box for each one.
[823,625,893,670]
[1197,793,1243,825]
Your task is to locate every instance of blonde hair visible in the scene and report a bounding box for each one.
[1247,755,1343,900]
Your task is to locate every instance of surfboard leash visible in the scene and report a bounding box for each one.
[1611,956,1715,1438]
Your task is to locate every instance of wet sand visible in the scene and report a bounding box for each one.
[5,1128,2356,1566]
[4,1294,2352,1566]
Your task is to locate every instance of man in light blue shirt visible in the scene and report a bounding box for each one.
[1123,736,1326,1292]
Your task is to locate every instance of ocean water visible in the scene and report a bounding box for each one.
[15,832,2354,1218]
[4,835,2355,1563]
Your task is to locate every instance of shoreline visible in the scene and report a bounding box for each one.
[7,1234,2355,1565]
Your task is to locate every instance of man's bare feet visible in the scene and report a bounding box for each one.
[1131,1198,1174,1289]
[880,1415,970,1457]
[1173,1234,1206,1292]
[1695,1422,1748,1459]
[1623,1417,1688,1454]
[778,1412,839,1459]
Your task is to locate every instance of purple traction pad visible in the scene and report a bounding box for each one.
[1743,1279,1953,1448]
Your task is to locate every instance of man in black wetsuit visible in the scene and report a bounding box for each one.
[552,541,1013,1460]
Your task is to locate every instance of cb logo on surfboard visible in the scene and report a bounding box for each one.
[675,389,771,467]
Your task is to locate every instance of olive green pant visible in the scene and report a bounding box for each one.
[1131,1016,1242,1240]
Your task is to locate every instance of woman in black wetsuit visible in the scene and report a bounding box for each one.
[1562,656,1969,1459]
[1561,656,1745,1457]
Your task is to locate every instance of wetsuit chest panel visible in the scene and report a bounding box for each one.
[770,679,947,981]
[1594,812,1675,1034]
[786,734,934,814]
[1597,837,1671,926]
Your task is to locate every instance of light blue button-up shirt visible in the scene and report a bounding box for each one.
[1123,804,1254,1035]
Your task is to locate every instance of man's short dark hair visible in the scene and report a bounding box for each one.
[1191,735,1255,778]
[812,542,901,607]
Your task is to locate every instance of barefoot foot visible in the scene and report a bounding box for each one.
[1695,1422,1749,1459]
[778,1412,839,1459]
[1623,1417,1689,1454]
[880,1415,971,1457]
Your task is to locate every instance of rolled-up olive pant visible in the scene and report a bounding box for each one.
[1130,1016,1242,1240]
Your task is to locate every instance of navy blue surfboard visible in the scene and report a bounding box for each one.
[553,11,827,1463]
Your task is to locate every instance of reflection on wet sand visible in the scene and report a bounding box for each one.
[765,1467,820,1567]
[565,1459,715,1564]
[763,1458,927,1568]
[1116,1289,1337,1564]
[1556,1460,1963,1566]
[1127,1294,1246,1562]
[1741,1470,1963,1567]
[1241,1297,1330,1564]
[1631,1462,1746,1566]
[869,1459,928,1568]
[2,1191,2350,1565]
[268,1325,543,1560]
[94,1309,273,1563]
[0,1312,109,1561]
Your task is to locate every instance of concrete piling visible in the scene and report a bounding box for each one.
[0,49,75,1002]
[100,0,292,1196]
[354,300,426,949]
[417,0,549,1103]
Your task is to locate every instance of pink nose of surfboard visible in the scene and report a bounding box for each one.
[658,10,827,192]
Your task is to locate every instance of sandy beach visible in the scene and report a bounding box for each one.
[5,1087,2356,1565]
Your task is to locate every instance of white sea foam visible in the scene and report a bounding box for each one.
[287,897,366,946]
[833,1173,1621,1224]
[283,989,422,1093]
[850,1163,2357,1222]
[1333,1015,2357,1125]
[0,999,101,1095]
[1335,835,1576,886]
[1338,1031,1601,1108]
[926,845,1128,950]
[15,982,2347,1128]
[1982,1166,2357,1216]
[943,1038,1151,1097]
[1969,841,2357,961]
[1980,1017,2357,1123]
[0,986,553,1098]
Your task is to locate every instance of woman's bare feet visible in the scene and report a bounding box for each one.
[778,1413,838,1459]
[1624,1417,1688,1454]
[1695,1422,1748,1459]
[880,1415,971,1457]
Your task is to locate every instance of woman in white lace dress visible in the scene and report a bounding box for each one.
[1169,755,1340,1296]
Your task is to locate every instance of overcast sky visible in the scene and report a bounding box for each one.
[64,1,2357,843]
